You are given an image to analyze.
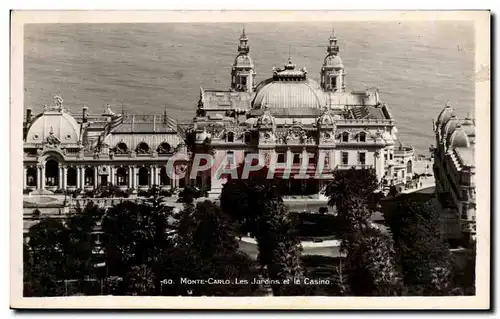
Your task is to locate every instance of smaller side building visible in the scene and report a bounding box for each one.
[432,103,476,244]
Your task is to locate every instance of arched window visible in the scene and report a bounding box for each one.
[227,132,235,143]
[157,142,171,154]
[45,159,59,187]
[116,142,128,154]
[330,75,337,90]
[244,132,252,143]
[116,167,128,186]
[138,167,149,186]
[358,132,366,142]
[407,160,413,174]
[85,167,95,186]
[136,142,150,154]
[67,167,77,186]
[26,167,37,187]
[342,132,349,142]
[159,167,171,186]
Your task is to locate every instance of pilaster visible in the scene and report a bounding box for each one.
[23,166,27,189]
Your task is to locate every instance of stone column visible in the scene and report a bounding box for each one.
[36,165,42,189]
[76,166,81,189]
[23,166,27,189]
[83,167,87,189]
[110,166,115,186]
[94,166,99,188]
[132,166,138,189]
[62,166,67,190]
[172,166,178,188]
[286,148,293,167]
[155,166,161,186]
[128,166,133,188]
[149,166,154,187]
[41,165,46,189]
[301,148,308,169]
[58,166,63,189]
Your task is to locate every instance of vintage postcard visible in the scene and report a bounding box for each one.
[10,10,490,310]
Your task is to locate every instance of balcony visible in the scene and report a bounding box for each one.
[394,146,415,158]
[336,164,374,170]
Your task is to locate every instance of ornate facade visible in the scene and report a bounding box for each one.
[22,29,416,199]
[192,30,415,197]
[23,96,189,194]
[432,103,476,242]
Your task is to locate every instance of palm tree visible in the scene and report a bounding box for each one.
[221,181,304,295]
[125,264,155,296]
[342,228,403,296]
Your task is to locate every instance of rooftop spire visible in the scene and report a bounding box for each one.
[237,27,249,55]
[327,28,339,55]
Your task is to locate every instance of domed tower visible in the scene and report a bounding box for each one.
[320,29,345,93]
[231,28,256,93]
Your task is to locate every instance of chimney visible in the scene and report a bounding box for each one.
[26,108,32,124]
[82,106,88,122]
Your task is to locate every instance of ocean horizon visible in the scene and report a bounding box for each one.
[24,21,475,153]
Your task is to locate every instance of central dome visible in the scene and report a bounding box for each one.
[252,58,326,110]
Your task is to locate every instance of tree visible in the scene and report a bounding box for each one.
[101,188,177,296]
[124,264,155,296]
[342,228,403,296]
[324,167,380,208]
[61,202,104,294]
[324,167,404,296]
[166,199,258,296]
[385,198,453,295]
[24,218,68,296]
[324,167,380,232]
[221,181,304,296]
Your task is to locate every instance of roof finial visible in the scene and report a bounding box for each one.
[445,100,452,108]
[54,95,63,107]
[242,26,246,38]
[288,44,292,62]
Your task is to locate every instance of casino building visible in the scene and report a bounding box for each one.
[191,29,415,197]
[432,103,476,242]
[22,29,415,199]
[22,96,189,195]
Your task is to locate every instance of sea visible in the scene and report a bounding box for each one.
[24,21,475,154]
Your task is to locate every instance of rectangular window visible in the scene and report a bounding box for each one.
[330,75,337,90]
[358,152,366,165]
[342,152,349,165]
[227,151,235,165]
[277,153,286,163]
[309,153,317,165]
[342,132,349,142]
[359,133,366,142]
[293,153,301,164]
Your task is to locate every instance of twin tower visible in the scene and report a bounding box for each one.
[230,28,346,93]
